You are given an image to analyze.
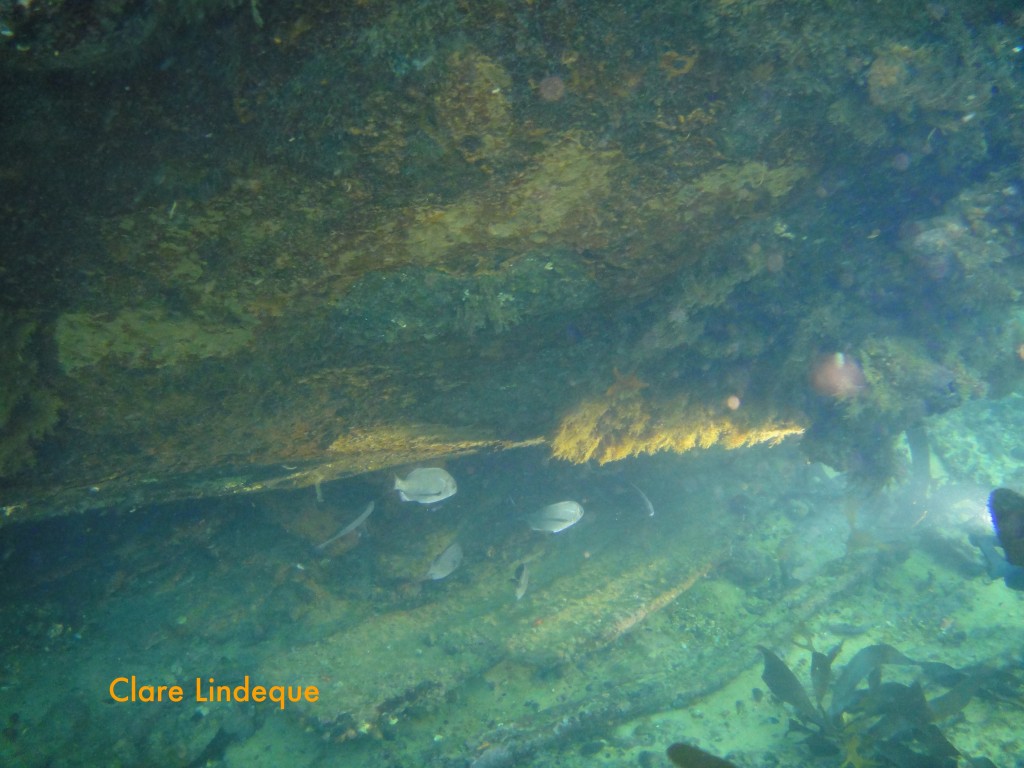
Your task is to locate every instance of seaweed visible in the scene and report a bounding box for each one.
[757,644,822,727]
[810,642,843,707]
[757,644,1006,768]
[827,643,916,721]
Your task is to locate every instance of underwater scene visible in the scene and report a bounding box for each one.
[1,0,1024,766]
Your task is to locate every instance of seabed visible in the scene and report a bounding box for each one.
[1,398,1022,768]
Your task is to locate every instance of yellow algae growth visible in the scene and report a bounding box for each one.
[257,425,545,498]
[402,131,620,264]
[551,390,803,465]
[55,308,256,372]
[675,161,810,208]
[485,132,619,241]
[434,47,513,165]
[324,424,544,475]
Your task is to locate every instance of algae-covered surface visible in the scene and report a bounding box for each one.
[2,0,1024,520]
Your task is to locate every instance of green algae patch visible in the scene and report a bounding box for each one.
[0,316,61,479]
[676,161,810,208]
[55,308,257,372]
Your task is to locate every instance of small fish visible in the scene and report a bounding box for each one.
[628,482,655,517]
[424,541,463,580]
[511,563,529,600]
[314,501,374,551]
[989,488,1024,567]
[667,742,739,768]
[527,501,584,533]
[395,467,457,504]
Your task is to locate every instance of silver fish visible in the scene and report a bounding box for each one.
[527,500,584,533]
[314,501,374,551]
[424,541,463,580]
[628,482,655,517]
[512,563,529,600]
[395,467,457,504]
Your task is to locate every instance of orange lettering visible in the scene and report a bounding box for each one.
[268,686,286,710]
[233,676,251,702]
[110,677,130,702]
[110,676,183,702]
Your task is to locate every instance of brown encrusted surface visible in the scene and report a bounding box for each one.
[2,0,1024,520]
